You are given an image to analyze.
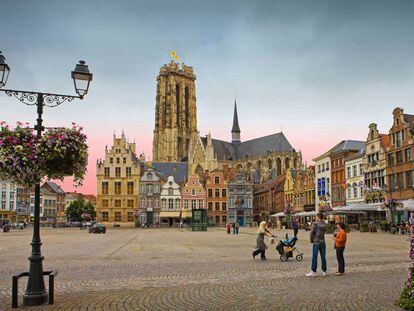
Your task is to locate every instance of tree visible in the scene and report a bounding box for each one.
[66,197,96,222]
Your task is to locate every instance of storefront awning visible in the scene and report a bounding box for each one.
[332,202,383,213]
[160,212,180,218]
[294,211,317,217]
[400,199,414,211]
[270,212,285,217]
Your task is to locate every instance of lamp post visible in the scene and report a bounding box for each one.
[0,52,93,306]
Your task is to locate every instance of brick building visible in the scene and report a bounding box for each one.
[330,141,365,207]
[386,108,414,210]
[205,168,229,227]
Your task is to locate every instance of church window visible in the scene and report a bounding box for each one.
[176,84,181,126]
[285,158,290,170]
[185,86,189,128]
[276,158,282,176]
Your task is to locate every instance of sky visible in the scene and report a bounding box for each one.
[1,0,414,194]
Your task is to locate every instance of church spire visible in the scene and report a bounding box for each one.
[231,99,241,143]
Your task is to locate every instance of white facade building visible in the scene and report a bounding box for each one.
[159,175,182,226]
[313,154,332,211]
[0,180,17,220]
[345,152,365,204]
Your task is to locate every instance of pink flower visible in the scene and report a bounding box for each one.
[12,139,17,145]
[25,143,31,147]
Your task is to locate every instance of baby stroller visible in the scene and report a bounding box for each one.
[275,233,303,262]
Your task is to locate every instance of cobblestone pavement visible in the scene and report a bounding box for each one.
[0,227,409,310]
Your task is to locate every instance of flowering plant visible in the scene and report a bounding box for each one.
[382,198,402,210]
[0,122,88,188]
[38,123,88,186]
[0,122,41,187]
[399,212,414,310]
[284,206,294,214]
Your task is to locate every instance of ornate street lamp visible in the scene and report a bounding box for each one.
[0,52,10,88]
[71,60,93,98]
[0,52,92,306]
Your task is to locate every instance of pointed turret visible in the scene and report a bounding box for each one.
[231,100,241,144]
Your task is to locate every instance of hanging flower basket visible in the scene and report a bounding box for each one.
[284,206,295,215]
[38,124,88,186]
[0,122,41,187]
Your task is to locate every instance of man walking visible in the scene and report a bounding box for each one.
[306,212,327,277]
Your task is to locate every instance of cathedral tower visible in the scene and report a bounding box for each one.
[231,100,241,144]
[152,61,197,162]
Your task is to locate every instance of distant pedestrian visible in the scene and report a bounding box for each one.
[252,221,273,260]
[306,212,327,277]
[226,222,231,234]
[232,223,236,234]
[333,221,347,276]
[292,218,299,238]
[235,221,239,234]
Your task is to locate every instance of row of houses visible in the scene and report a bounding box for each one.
[96,107,413,226]
[96,134,255,227]
[0,180,96,223]
[314,107,414,223]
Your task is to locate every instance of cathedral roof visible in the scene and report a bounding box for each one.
[201,132,294,161]
[236,132,294,158]
[152,162,188,184]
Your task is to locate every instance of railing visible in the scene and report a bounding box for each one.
[12,270,57,308]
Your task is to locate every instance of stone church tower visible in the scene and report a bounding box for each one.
[152,62,197,162]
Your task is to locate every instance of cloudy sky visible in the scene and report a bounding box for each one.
[1,0,414,194]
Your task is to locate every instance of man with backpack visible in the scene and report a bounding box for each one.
[306,212,327,277]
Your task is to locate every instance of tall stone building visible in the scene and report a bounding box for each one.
[152,62,197,162]
[96,133,142,223]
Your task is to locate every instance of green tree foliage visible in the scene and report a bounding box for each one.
[66,197,96,222]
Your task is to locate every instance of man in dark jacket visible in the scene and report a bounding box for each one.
[306,212,327,277]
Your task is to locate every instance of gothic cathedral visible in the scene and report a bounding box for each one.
[152,61,302,182]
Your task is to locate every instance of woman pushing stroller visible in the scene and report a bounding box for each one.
[252,221,274,260]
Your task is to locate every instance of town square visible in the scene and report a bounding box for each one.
[1,0,414,310]
[0,227,409,310]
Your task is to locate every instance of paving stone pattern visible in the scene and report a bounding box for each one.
[0,227,409,310]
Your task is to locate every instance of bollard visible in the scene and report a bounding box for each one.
[11,271,57,308]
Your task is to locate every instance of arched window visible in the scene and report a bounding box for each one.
[176,84,180,126]
[276,158,282,176]
[185,86,189,128]
[285,158,290,170]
